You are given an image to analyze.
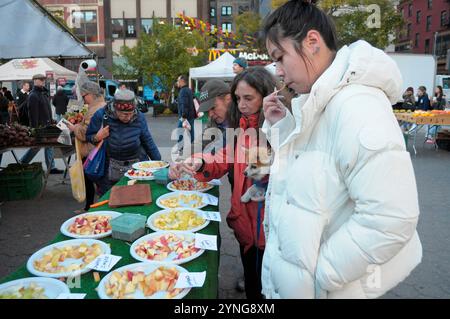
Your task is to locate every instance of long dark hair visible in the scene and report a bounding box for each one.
[263,0,337,74]
[228,67,276,129]
[435,85,443,98]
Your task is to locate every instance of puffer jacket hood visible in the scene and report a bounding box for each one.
[308,40,402,120]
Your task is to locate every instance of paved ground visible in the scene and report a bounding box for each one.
[0,114,449,299]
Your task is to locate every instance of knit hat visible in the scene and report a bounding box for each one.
[114,88,136,111]
[233,58,248,69]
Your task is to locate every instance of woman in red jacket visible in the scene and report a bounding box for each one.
[170,67,276,299]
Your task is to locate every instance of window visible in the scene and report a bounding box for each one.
[211,8,216,17]
[415,33,419,48]
[221,6,232,16]
[72,10,98,43]
[111,19,123,39]
[125,19,136,38]
[221,23,232,33]
[408,4,412,17]
[427,0,432,10]
[425,39,430,54]
[426,16,432,32]
[211,24,216,33]
[441,11,448,27]
[407,23,411,38]
[416,10,421,24]
[141,19,153,34]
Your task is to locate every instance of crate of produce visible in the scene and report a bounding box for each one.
[0,163,44,201]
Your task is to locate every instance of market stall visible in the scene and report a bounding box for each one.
[0,58,77,82]
[189,52,236,91]
[0,174,221,299]
[395,111,450,155]
[0,124,75,200]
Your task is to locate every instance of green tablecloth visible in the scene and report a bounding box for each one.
[0,178,221,299]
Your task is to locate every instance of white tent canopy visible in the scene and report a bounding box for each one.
[0,0,92,59]
[0,58,77,81]
[189,52,236,80]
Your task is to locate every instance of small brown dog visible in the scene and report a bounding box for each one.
[241,146,272,203]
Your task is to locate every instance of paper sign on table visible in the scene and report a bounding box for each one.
[201,194,218,206]
[195,233,218,251]
[174,271,206,289]
[56,293,86,299]
[199,211,221,222]
[87,254,122,272]
[208,179,222,186]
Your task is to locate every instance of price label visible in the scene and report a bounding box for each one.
[87,254,122,272]
[174,271,206,289]
[201,194,218,206]
[199,211,221,222]
[194,233,217,251]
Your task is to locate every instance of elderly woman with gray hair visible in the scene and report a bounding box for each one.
[86,89,161,195]
[66,81,106,213]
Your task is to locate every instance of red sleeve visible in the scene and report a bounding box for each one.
[193,145,234,182]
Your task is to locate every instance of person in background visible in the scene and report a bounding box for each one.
[53,86,69,122]
[416,86,431,111]
[86,89,161,195]
[66,81,106,213]
[402,87,416,110]
[233,58,248,75]
[0,92,9,124]
[426,86,447,142]
[16,81,31,126]
[2,87,14,102]
[432,85,446,110]
[153,91,160,105]
[176,75,196,145]
[20,74,63,174]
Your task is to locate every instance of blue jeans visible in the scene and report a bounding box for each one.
[20,147,56,170]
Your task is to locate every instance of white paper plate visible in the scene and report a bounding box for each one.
[27,239,111,278]
[132,161,169,172]
[60,211,122,239]
[124,171,155,180]
[130,231,205,265]
[0,277,70,299]
[97,262,191,299]
[166,179,214,193]
[156,191,208,210]
[147,208,210,232]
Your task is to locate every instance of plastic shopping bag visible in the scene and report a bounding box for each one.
[69,138,86,203]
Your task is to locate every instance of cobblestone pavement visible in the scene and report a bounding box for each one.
[0,114,448,299]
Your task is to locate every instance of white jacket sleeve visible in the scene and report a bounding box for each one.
[315,96,420,292]
[262,110,296,151]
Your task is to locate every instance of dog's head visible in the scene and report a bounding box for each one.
[242,146,272,181]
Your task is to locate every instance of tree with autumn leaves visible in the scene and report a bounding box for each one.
[114,20,209,97]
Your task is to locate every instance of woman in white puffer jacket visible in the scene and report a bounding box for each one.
[261,0,422,299]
